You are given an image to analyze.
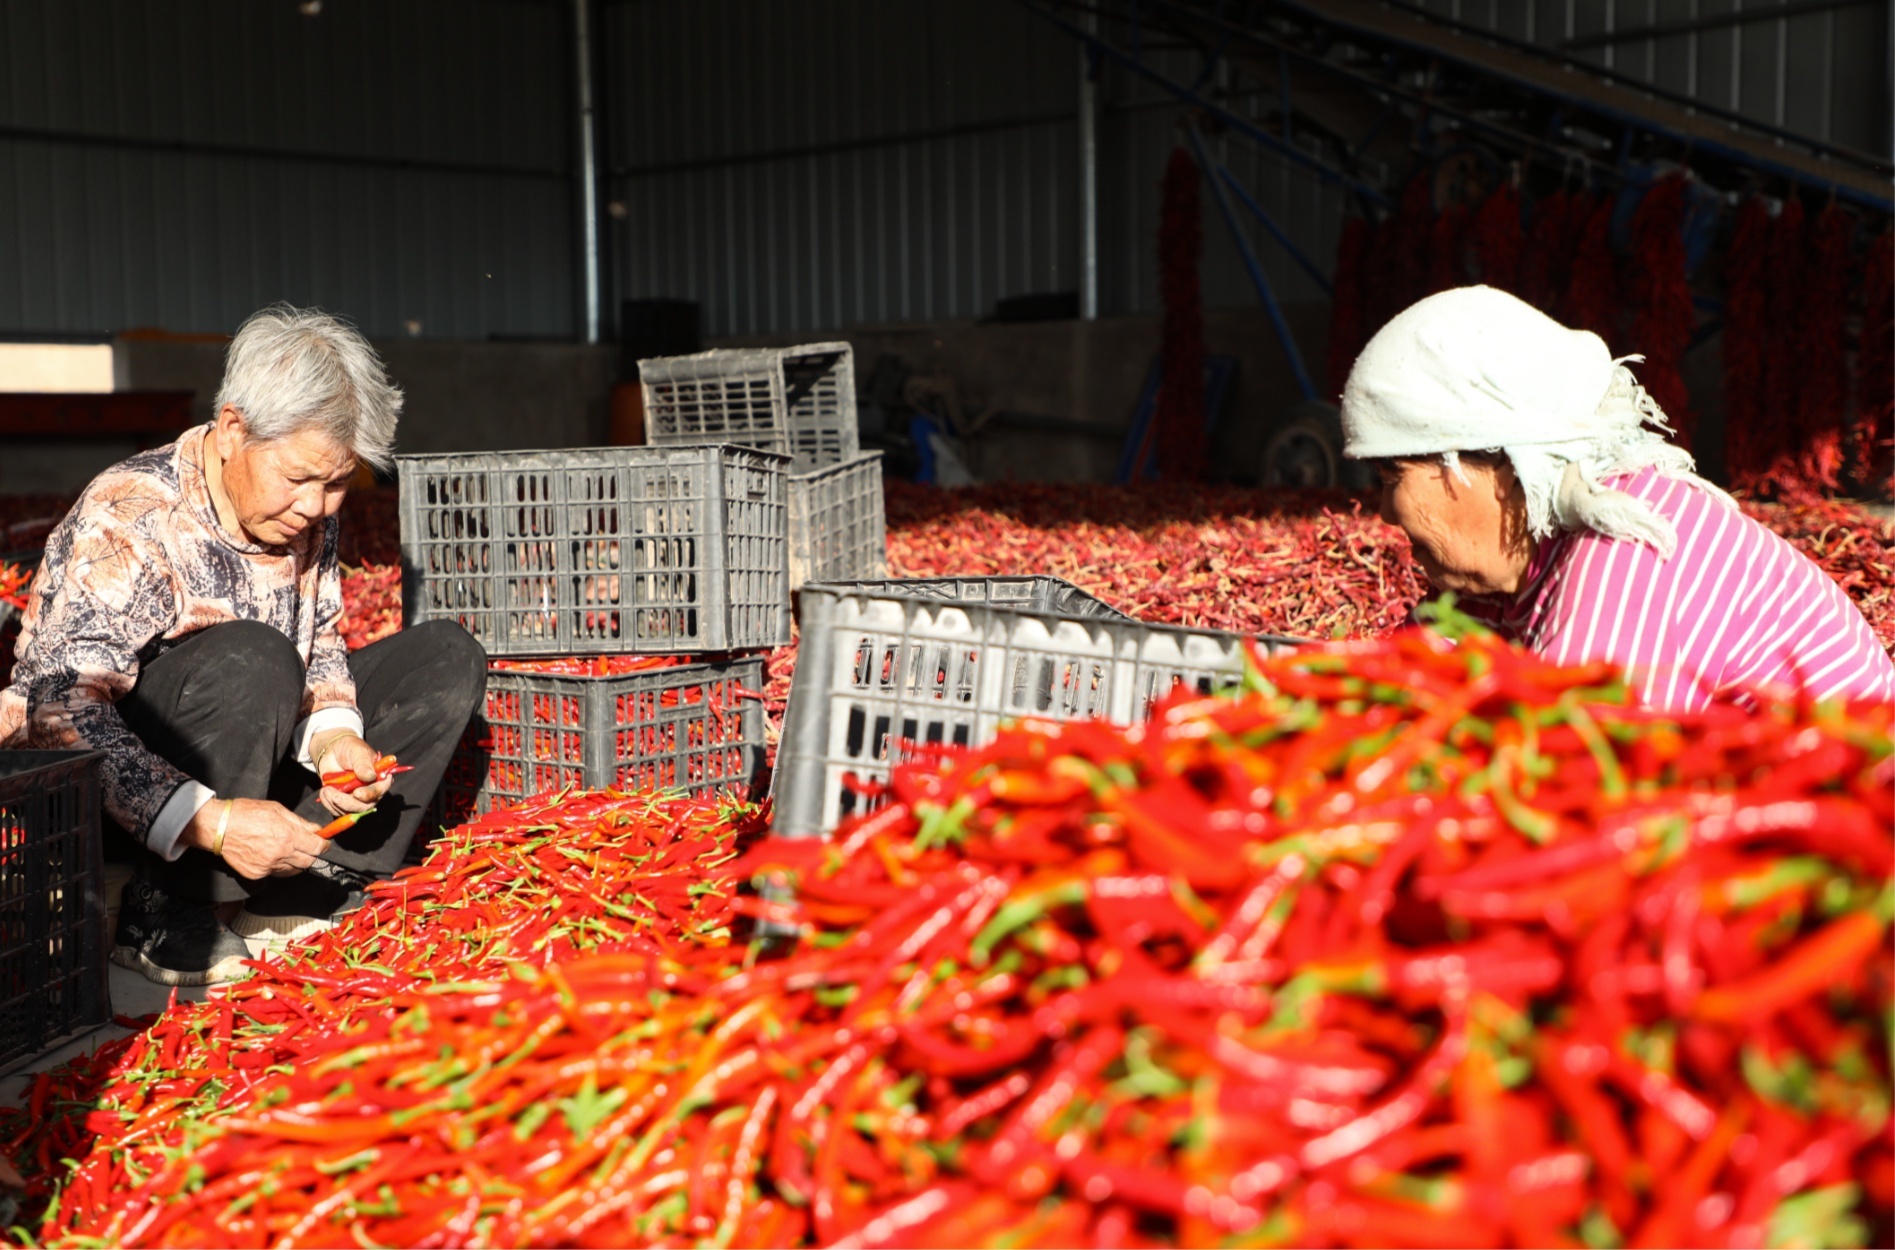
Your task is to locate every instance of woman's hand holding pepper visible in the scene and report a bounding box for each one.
[183,799,328,879]
[313,732,393,815]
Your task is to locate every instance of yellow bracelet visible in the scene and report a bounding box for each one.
[212,799,233,858]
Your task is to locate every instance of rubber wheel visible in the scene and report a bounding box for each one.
[1261,403,1375,490]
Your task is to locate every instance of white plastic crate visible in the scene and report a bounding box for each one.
[772,578,1297,838]
[788,453,887,590]
[397,444,790,656]
[639,343,858,474]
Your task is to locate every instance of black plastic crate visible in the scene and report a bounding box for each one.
[432,655,768,826]
[0,751,110,1073]
[398,444,791,657]
[772,578,1298,838]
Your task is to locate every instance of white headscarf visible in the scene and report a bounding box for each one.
[1340,285,1724,559]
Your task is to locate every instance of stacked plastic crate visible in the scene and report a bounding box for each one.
[398,444,790,825]
[636,343,888,589]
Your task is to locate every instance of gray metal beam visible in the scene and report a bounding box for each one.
[1560,0,1876,51]
[574,0,602,346]
[1079,9,1101,322]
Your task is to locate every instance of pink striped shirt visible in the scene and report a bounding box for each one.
[1463,468,1895,711]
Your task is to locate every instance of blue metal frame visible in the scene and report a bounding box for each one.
[1185,122,1319,403]
[1215,164,1334,297]
[1019,0,1393,209]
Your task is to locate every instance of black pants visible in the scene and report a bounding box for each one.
[118,619,487,905]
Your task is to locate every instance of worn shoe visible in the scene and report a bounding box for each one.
[229,862,374,957]
[111,879,253,986]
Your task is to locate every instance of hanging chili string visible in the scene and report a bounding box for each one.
[1793,206,1856,495]
[1428,199,1470,294]
[1357,213,1397,340]
[1554,190,1600,326]
[1516,189,1569,314]
[1385,172,1436,323]
[1723,196,1773,491]
[1155,146,1207,481]
[1758,196,1811,496]
[1327,216,1370,401]
[1471,182,1525,296]
[1627,174,1697,449]
[1855,229,1894,492]
[1565,194,1622,349]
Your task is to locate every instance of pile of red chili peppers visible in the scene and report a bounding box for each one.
[0,563,29,614]
[3,787,763,1244]
[489,655,689,677]
[336,563,402,653]
[5,617,1888,1247]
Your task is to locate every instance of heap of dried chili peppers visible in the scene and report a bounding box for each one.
[883,480,1895,658]
[15,617,1890,1248]
[885,481,1427,642]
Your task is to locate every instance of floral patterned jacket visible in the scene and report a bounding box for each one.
[0,425,357,839]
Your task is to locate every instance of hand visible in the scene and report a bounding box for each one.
[314,733,393,815]
[185,798,328,879]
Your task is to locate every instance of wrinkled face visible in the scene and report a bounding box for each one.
[212,407,356,547]
[1372,455,1532,597]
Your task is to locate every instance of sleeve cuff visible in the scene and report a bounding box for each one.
[148,781,216,862]
[297,707,366,772]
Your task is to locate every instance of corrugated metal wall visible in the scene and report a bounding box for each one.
[1408,0,1890,158]
[0,0,574,339]
[605,0,1074,335]
[606,0,1885,338]
[0,0,1880,341]
[603,0,1345,336]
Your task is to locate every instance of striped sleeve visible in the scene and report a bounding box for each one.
[1525,496,1704,710]
[1522,471,1895,710]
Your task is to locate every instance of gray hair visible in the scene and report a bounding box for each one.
[213,304,402,473]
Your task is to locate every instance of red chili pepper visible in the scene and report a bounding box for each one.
[319,754,411,793]
[314,807,376,840]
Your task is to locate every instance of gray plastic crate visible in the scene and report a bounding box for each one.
[639,343,858,474]
[433,655,768,825]
[398,444,790,657]
[0,750,110,1073]
[788,453,888,590]
[773,578,1298,838]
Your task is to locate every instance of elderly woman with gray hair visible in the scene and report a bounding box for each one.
[0,304,485,985]
[1345,285,1894,712]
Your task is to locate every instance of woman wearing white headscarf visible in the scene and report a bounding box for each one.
[1341,285,1894,711]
